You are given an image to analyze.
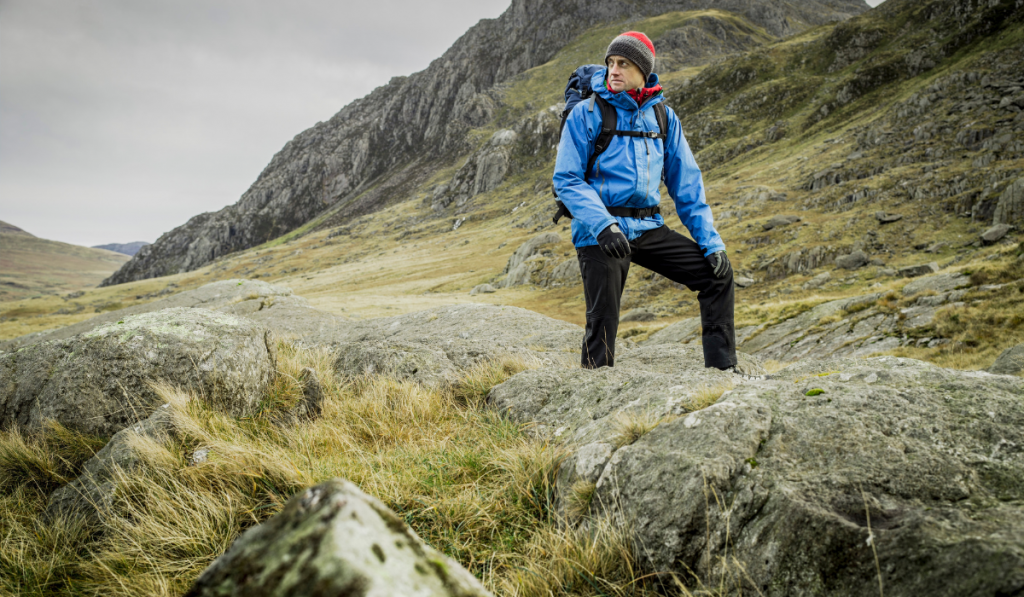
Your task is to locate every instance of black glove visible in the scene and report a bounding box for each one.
[707,250,731,279]
[597,223,631,259]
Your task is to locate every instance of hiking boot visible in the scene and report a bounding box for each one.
[726,364,771,381]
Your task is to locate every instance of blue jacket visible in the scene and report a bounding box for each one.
[552,69,725,256]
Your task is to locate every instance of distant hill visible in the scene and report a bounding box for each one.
[0,220,131,301]
[92,241,150,256]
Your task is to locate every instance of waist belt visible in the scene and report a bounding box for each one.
[607,205,661,218]
[552,201,660,224]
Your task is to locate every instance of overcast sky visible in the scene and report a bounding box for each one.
[1,0,886,248]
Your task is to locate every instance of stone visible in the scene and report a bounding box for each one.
[270,367,325,426]
[734,275,756,288]
[644,318,701,345]
[45,405,175,525]
[620,308,656,323]
[835,250,869,269]
[925,241,948,253]
[899,262,940,278]
[0,308,276,437]
[994,178,1024,225]
[490,354,1024,597]
[902,272,967,296]
[738,293,898,362]
[502,232,562,288]
[989,343,1024,375]
[981,223,1011,244]
[328,304,581,385]
[875,211,904,223]
[803,271,831,289]
[547,258,582,287]
[0,279,316,351]
[762,215,801,230]
[469,284,497,295]
[185,478,492,597]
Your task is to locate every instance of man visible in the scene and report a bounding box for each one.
[553,31,754,377]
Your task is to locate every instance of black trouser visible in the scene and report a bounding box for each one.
[577,225,736,369]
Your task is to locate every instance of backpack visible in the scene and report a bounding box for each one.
[552,64,669,224]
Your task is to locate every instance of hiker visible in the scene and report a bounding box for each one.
[553,31,751,377]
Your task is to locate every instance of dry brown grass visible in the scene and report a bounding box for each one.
[0,344,665,596]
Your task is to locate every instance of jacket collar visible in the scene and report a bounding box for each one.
[592,68,663,111]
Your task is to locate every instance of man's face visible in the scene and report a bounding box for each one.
[606,55,646,92]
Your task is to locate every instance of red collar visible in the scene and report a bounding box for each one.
[608,83,664,106]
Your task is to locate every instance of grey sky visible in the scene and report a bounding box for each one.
[1,0,886,248]
[0,0,510,246]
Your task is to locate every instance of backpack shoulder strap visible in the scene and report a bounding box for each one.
[654,103,668,140]
[585,95,617,180]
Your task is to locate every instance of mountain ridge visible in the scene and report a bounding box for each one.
[101,0,869,287]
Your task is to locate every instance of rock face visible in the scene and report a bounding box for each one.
[185,478,493,597]
[101,0,869,286]
[994,177,1024,225]
[0,308,275,436]
[433,129,518,210]
[490,351,1024,597]
[329,304,582,385]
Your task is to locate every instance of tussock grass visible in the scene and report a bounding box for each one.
[611,411,670,449]
[0,344,663,596]
[685,383,735,412]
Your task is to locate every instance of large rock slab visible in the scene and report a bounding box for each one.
[490,352,1024,596]
[329,304,582,384]
[185,478,492,597]
[0,279,322,351]
[645,317,701,345]
[0,308,275,436]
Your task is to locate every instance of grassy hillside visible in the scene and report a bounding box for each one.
[2,0,1023,372]
[0,221,130,303]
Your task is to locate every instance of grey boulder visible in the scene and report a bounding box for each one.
[0,279,311,351]
[490,352,1024,597]
[981,223,1011,244]
[762,215,801,230]
[469,284,497,295]
[989,343,1024,375]
[835,250,869,269]
[329,304,581,385]
[900,262,940,277]
[902,272,967,296]
[185,478,493,597]
[644,318,701,345]
[0,307,276,436]
[620,308,656,323]
[46,404,176,525]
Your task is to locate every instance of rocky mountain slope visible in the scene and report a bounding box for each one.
[0,220,130,302]
[101,0,869,286]
[3,279,1022,594]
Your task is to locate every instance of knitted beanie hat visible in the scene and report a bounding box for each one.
[605,31,656,81]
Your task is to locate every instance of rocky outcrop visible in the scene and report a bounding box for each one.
[185,478,493,597]
[329,304,582,385]
[0,308,275,436]
[502,232,582,289]
[433,129,518,211]
[994,177,1024,225]
[490,350,1024,596]
[102,0,869,286]
[1,279,340,352]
